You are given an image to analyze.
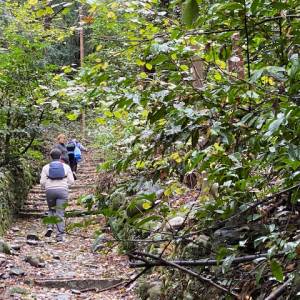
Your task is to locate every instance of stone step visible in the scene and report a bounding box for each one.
[18,209,99,218]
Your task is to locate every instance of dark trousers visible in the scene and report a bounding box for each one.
[68,154,77,172]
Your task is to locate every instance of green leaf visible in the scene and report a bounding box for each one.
[182,0,199,26]
[222,254,236,273]
[256,264,266,285]
[66,113,79,121]
[270,259,284,282]
[42,216,62,225]
[264,113,285,137]
[217,2,244,12]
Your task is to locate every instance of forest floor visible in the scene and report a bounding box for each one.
[0,150,137,300]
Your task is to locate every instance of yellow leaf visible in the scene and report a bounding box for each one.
[96,118,106,125]
[104,111,113,117]
[164,188,172,196]
[139,72,148,79]
[158,119,167,126]
[62,65,72,74]
[216,60,226,69]
[96,45,102,51]
[214,72,222,81]
[170,152,182,163]
[145,63,153,70]
[45,6,54,15]
[261,76,275,85]
[136,161,145,169]
[107,11,116,20]
[102,62,109,70]
[28,0,38,6]
[136,59,145,66]
[171,53,177,60]
[113,111,122,119]
[180,65,189,71]
[175,187,183,195]
[141,110,148,118]
[142,201,152,210]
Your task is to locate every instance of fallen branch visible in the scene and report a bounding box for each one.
[132,251,240,298]
[125,267,150,287]
[129,252,282,268]
[265,278,293,300]
[65,210,101,217]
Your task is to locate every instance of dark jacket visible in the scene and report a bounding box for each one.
[55,143,69,164]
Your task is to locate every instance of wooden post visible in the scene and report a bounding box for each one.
[79,6,86,138]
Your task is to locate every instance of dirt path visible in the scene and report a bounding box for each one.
[0,151,136,300]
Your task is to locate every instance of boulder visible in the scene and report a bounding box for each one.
[9,267,25,276]
[166,216,185,230]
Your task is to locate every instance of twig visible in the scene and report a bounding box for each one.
[125,267,150,287]
[132,251,240,298]
[265,278,292,300]
[129,252,283,268]
[80,280,126,293]
[243,0,251,78]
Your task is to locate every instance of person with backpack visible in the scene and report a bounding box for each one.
[66,138,87,173]
[54,134,69,165]
[40,148,74,242]
[66,139,77,176]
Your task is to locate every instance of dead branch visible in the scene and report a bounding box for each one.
[129,252,283,268]
[265,278,293,300]
[132,251,240,298]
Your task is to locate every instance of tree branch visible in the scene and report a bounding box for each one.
[265,278,293,300]
[129,252,283,268]
[132,251,240,298]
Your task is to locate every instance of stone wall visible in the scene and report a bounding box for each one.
[0,159,35,234]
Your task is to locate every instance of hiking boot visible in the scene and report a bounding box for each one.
[45,228,53,237]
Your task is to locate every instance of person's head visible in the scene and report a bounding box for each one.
[57,134,66,144]
[50,148,62,161]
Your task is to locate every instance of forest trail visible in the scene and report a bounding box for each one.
[0,150,136,300]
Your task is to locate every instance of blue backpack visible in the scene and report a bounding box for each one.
[74,146,82,162]
[48,161,66,180]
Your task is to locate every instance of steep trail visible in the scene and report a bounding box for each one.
[0,150,136,300]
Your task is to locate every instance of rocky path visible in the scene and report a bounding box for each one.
[0,151,136,300]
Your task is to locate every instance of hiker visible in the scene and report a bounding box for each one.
[40,148,74,242]
[54,134,69,164]
[66,138,87,173]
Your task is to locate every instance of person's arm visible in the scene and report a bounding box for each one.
[78,143,87,151]
[40,166,47,189]
[66,166,75,185]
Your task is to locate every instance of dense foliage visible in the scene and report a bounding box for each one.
[1,0,300,298]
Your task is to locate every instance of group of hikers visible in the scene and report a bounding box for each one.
[40,134,86,242]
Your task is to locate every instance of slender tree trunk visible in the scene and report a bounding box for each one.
[79,6,86,138]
